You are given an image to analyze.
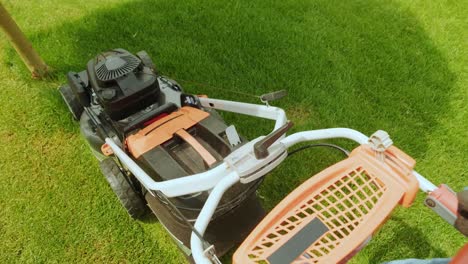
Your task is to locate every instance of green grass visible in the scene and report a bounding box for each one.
[0,0,466,263]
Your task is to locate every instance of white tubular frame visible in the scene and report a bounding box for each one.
[190,172,240,264]
[281,129,369,147]
[280,130,437,192]
[413,171,437,192]
[199,97,288,130]
[104,97,439,264]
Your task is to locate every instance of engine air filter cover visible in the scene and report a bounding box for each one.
[87,49,161,120]
[95,53,141,81]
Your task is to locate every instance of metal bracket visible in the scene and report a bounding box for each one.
[225,125,241,147]
[204,245,221,264]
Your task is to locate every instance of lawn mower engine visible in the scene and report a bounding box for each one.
[59,49,265,260]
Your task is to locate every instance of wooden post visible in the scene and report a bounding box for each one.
[0,3,49,78]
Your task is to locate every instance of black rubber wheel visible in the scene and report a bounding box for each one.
[99,158,148,219]
[136,50,157,73]
[59,85,83,121]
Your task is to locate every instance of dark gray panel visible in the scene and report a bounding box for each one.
[267,218,329,264]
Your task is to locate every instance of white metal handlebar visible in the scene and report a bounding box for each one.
[103,98,439,264]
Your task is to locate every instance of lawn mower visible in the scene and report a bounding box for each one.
[59,49,467,263]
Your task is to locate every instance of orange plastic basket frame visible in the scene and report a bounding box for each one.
[233,145,419,264]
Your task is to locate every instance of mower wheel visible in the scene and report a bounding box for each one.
[137,51,157,73]
[59,85,83,121]
[99,158,148,219]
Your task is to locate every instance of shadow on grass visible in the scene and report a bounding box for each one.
[138,212,159,224]
[14,0,455,262]
[25,0,454,151]
[368,217,446,263]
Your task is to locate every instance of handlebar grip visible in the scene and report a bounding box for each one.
[456,189,468,236]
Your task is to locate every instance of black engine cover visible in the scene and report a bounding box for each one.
[87,49,160,120]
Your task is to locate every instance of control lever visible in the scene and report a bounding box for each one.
[260,90,287,105]
[456,189,468,236]
[254,121,293,159]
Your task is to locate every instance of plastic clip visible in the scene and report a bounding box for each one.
[368,130,393,161]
